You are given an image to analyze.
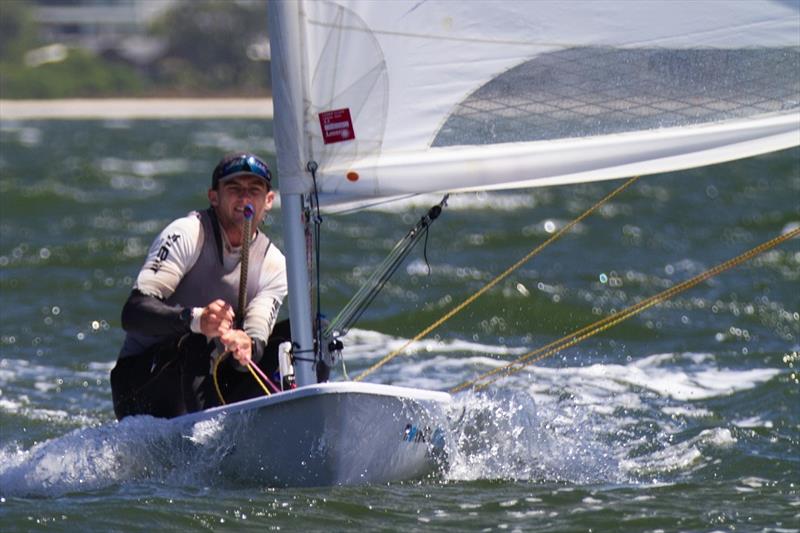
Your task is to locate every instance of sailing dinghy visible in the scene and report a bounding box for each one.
[168,0,799,487]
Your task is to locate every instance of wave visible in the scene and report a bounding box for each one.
[0,325,786,497]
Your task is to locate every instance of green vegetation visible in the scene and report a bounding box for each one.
[0,0,39,63]
[151,0,270,95]
[0,0,270,99]
[1,48,147,98]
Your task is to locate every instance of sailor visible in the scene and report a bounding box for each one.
[110,152,289,420]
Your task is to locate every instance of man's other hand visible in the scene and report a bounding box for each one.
[200,299,235,338]
[220,329,252,366]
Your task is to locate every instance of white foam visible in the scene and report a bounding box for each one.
[339,330,779,403]
[662,405,713,419]
[621,428,735,478]
[539,352,781,402]
[739,476,767,488]
[340,328,528,362]
[0,413,245,497]
[734,416,774,429]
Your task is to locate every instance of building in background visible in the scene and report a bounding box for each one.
[2,0,271,98]
[31,0,177,65]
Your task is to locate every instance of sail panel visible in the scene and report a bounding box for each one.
[269,0,800,205]
[434,47,800,147]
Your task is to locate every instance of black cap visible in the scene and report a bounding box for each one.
[211,152,272,189]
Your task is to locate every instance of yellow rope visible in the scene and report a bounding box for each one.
[246,361,272,396]
[212,351,230,405]
[452,226,800,393]
[212,350,272,405]
[354,176,641,382]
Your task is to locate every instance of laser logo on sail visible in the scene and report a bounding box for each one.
[319,108,355,145]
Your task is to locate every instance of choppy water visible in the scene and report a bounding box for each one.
[0,118,798,531]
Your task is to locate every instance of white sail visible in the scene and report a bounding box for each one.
[270,0,800,208]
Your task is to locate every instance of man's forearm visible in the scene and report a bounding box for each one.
[121,289,188,336]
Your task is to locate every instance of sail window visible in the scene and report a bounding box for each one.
[434,47,800,146]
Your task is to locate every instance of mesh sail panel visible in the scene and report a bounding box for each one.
[434,47,800,147]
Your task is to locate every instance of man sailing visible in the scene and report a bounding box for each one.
[111,152,288,420]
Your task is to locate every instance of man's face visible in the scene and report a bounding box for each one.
[208,174,275,235]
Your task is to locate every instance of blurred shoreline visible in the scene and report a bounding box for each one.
[0,98,274,120]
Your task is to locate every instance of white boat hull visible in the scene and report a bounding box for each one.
[177,381,451,487]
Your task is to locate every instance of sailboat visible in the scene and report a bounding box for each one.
[175,0,799,486]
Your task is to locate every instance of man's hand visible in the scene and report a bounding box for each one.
[220,329,253,366]
[199,299,235,338]
[199,299,252,365]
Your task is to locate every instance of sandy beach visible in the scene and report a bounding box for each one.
[0,98,274,120]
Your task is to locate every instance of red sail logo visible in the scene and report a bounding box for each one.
[319,108,355,144]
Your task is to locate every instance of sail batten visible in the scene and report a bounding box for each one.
[270,1,800,207]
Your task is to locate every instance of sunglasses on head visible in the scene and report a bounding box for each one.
[214,154,272,188]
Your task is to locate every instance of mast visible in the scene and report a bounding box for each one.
[269,1,316,386]
[281,196,315,386]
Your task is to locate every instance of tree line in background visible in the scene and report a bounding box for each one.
[0,0,271,98]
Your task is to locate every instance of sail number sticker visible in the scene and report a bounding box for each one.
[319,108,355,144]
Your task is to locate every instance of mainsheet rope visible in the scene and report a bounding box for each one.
[213,205,274,404]
[451,225,800,393]
[354,175,642,382]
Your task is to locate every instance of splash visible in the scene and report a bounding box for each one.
[337,327,785,485]
[0,413,247,498]
[0,336,783,495]
[444,388,622,484]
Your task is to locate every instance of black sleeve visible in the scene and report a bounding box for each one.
[122,289,278,373]
[251,337,265,365]
[121,289,189,336]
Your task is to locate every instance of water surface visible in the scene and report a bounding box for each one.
[0,119,798,531]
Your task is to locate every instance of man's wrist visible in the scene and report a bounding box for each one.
[190,307,203,334]
[180,306,204,334]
